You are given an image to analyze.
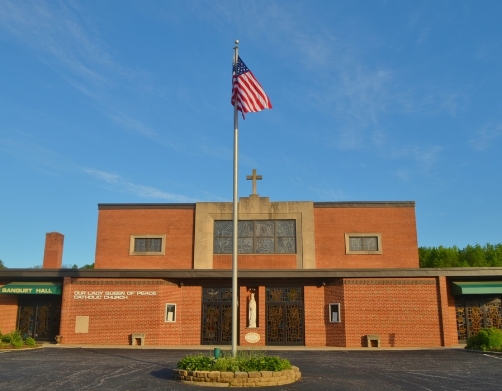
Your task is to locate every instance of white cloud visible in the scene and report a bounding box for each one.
[469,122,502,151]
[82,168,196,202]
[107,113,157,137]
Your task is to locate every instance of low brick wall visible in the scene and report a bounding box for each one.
[175,366,301,387]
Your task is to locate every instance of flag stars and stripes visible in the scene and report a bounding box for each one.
[232,56,272,119]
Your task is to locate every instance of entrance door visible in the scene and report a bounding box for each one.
[266,287,304,345]
[201,287,234,345]
[455,297,502,341]
[17,296,61,341]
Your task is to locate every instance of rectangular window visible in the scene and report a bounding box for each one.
[165,304,176,322]
[345,233,382,254]
[129,235,166,255]
[329,303,341,323]
[213,220,296,254]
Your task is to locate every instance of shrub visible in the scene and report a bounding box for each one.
[0,330,38,349]
[25,337,37,347]
[177,353,213,371]
[466,328,502,351]
[1,330,24,348]
[177,350,292,372]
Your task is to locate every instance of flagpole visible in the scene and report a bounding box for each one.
[231,39,239,357]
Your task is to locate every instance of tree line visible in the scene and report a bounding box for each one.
[419,243,502,268]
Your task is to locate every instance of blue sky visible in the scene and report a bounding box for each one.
[1,1,501,268]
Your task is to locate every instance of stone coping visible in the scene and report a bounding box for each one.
[175,366,301,387]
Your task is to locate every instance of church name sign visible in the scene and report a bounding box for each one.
[73,290,157,300]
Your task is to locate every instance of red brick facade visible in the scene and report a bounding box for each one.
[0,200,483,348]
[0,289,18,334]
[314,205,419,269]
[95,208,195,269]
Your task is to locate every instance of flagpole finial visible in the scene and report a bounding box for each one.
[235,39,239,45]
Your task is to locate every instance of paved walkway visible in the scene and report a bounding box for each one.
[2,346,501,390]
[40,342,467,351]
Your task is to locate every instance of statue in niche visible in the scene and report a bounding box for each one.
[248,291,257,328]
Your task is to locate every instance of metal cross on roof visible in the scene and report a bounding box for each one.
[246,169,262,195]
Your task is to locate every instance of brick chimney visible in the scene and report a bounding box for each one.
[43,232,64,269]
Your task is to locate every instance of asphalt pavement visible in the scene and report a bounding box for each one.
[1,347,501,390]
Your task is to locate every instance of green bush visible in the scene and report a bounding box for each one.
[466,328,502,351]
[0,330,39,349]
[25,337,37,347]
[1,330,24,348]
[177,350,292,372]
[177,353,214,371]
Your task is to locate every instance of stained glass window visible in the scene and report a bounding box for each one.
[214,220,296,254]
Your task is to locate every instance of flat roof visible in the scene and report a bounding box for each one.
[1,267,501,280]
[98,201,415,210]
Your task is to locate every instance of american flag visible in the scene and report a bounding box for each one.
[231,56,272,118]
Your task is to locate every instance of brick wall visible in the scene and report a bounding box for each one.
[55,278,457,348]
[343,278,443,347]
[437,276,459,346]
[314,206,419,268]
[59,279,201,345]
[0,288,18,334]
[95,208,195,269]
[304,285,328,346]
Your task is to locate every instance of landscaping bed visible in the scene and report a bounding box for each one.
[175,350,301,387]
[0,330,39,349]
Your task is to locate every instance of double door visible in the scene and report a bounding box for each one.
[456,297,502,342]
[17,296,61,341]
[201,287,233,344]
[266,287,304,345]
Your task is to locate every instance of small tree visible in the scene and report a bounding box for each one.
[0,260,6,269]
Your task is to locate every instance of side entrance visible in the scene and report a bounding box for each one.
[265,287,304,346]
[455,296,502,342]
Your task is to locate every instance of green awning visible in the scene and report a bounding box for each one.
[0,282,62,295]
[451,281,502,295]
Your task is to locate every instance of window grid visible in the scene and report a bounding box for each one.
[345,233,382,255]
[134,238,162,253]
[349,237,378,252]
[214,220,296,254]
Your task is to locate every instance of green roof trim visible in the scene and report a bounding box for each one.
[0,282,62,295]
[451,281,502,295]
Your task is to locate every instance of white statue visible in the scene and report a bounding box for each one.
[248,292,257,328]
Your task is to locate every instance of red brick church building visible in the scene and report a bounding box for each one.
[1,174,502,347]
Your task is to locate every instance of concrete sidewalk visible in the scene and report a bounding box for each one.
[40,342,467,351]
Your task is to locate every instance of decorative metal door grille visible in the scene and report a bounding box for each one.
[17,296,61,340]
[265,287,304,346]
[201,288,234,345]
[455,298,502,341]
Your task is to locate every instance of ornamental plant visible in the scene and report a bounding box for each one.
[0,330,39,349]
[466,327,502,351]
[177,350,292,372]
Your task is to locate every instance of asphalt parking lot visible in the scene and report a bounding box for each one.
[1,347,502,390]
